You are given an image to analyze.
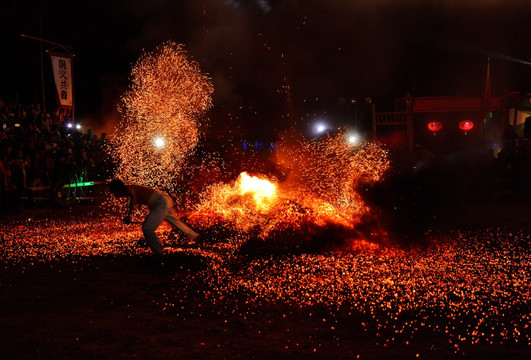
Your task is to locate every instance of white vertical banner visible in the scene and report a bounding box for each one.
[49,51,74,108]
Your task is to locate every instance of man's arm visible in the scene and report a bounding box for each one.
[123,187,137,224]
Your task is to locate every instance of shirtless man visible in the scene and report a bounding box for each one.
[108,179,200,254]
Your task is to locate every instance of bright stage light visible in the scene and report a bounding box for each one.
[347,133,361,144]
[154,137,165,148]
[66,123,73,129]
[313,120,330,135]
[76,124,81,130]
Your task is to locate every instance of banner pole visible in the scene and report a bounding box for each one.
[39,17,46,113]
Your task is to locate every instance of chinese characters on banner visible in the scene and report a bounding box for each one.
[49,51,74,120]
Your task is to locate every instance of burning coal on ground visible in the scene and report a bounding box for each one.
[1,210,529,357]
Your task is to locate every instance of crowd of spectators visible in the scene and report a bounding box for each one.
[0,98,113,212]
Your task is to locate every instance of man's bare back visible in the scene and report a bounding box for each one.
[125,184,164,207]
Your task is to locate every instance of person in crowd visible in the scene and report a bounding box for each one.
[0,99,112,210]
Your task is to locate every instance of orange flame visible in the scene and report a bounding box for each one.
[238,172,277,210]
[189,134,390,241]
[191,172,281,234]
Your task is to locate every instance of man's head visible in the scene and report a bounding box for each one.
[108,179,128,197]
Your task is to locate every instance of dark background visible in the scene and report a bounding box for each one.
[2,0,531,138]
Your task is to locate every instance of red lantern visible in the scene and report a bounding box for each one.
[459,120,474,132]
[427,121,443,134]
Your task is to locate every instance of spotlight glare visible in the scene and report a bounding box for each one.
[313,120,329,135]
[154,137,165,148]
[347,133,361,144]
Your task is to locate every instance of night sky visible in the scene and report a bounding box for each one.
[2,0,530,138]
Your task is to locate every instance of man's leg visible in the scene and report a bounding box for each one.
[165,209,200,240]
[142,200,167,254]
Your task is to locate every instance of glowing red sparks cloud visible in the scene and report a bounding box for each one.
[111,41,213,192]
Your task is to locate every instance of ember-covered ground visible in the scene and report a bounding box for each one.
[1,197,530,359]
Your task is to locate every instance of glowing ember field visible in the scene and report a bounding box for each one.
[1,209,529,359]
